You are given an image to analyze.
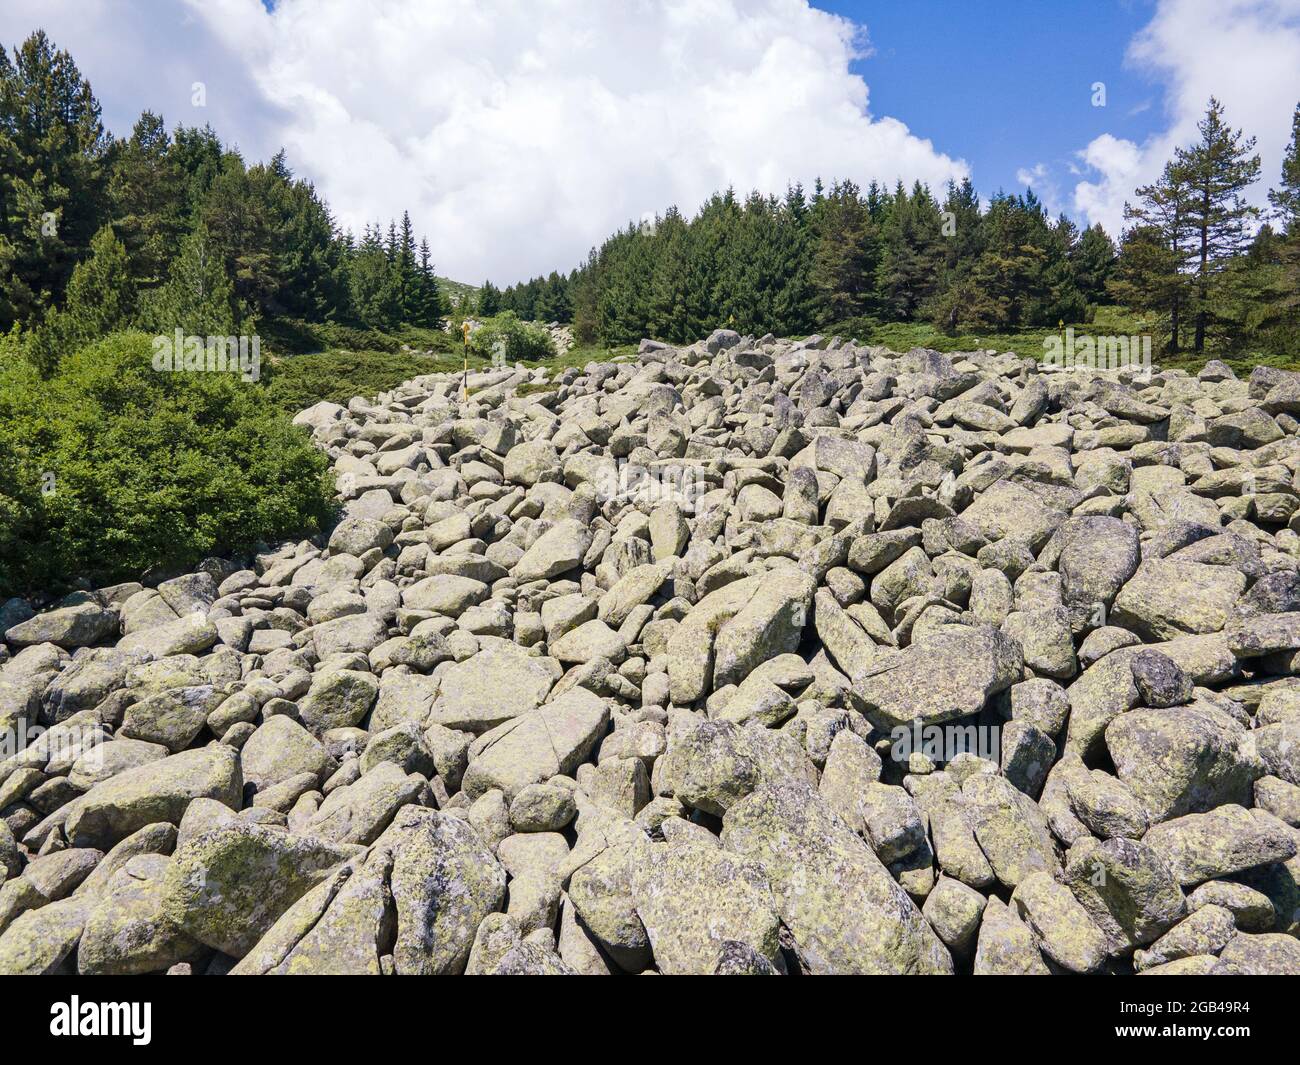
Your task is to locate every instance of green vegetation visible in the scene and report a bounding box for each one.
[497,100,1300,366]
[0,332,336,596]
[826,306,1148,356]
[541,341,636,375]
[0,31,452,373]
[438,276,479,309]
[467,311,556,362]
[1,28,1295,597]
[261,348,464,413]
[1113,97,1297,360]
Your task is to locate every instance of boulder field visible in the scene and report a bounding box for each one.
[2,329,1299,975]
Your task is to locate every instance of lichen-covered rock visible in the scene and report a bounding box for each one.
[5,603,117,650]
[307,762,424,845]
[240,715,333,792]
[1105,706,1260,822]
[1011,871,1109,973]
[430,644,557,732]
[1214,932,1300,974]
[852,626,1022,728]
[373,806,506,975]
[232,851,393,975]
[1062,836,1187,950]
[1111,560,1246,641]
[161,820,356,957]
[462,689,609,800]
[721,781,952,974]
[631,841,783,974]
[1142,806,1297,887]
[961,774,1059,888]
[0,896,89,974]
[972,897,1050,975]
[567,836,650,972]
[65,746,242,849]
[78,854,204,975]
[1133,904,1237,971]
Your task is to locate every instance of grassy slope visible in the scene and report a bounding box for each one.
[830,306,1297,375]
[437,277,479,309]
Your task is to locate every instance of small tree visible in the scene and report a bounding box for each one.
[1268,102,1300,235]
[478,280,501,316]
[27,224,135,374]
[139,220,237,336]
[1175,97,1261,351]
[1071,224,1118,307]
[1122,161,1194,353]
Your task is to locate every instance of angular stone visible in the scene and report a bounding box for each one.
[1142,806,1297,887]
[631,841,783,975]
[852,626,1022,728]
[161,820,356,956]
[65,746,241,849]
[462,689,609,800]
[721,781,952,974]
[1105,706,1260,822]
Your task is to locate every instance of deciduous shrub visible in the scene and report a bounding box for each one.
[468,312,556,363]
[0,332,336,596]
[260,348,450,413]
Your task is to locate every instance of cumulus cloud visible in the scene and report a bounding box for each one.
[1,0,969,284]
[1015,162,1064,216]
[1072,0,1300,237]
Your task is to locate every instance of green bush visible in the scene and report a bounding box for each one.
[821,317,882,344]
[258,318,403,356]
[260,348,452,414]
[468,312,556,363]
[0,332,337,596]
[394,324,458,354]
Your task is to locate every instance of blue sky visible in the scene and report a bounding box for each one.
[818,0,1164,209]
[3,0,1298,283]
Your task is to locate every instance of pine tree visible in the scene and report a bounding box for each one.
[396,211,419,320]
[939,178,983,271]
[1121,161,1194,352]
[414,238,444,328]
[478,280,501,316]
[1175,97,1262,351]
[646,208,690,341]
[962,192,1050,329]
[1269,103,1300,235]
[139,220,237,336]
[773,185,816,335]
[276,176,344,322]
[809,180,876,323]
[27,224,135,374]
[877,182,943,320]
[170,124,224,224]
[1262,104,1300,349]
[108,111,185,292]
[347,223,401,328]
[1034,213,1087,325]
[1108,224,1185,354]
[570,250,600,343]
[1072,223,1118,307]
[0,31,111,328]
[683,191,739,337]
[202,153,276,320]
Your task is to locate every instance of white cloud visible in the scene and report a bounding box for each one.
[1015,162,1064,216]
[1072,0,1300,237]
[1,0,968,284]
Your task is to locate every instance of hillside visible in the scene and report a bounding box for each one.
[436,277,480,309]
